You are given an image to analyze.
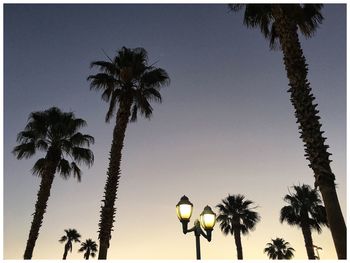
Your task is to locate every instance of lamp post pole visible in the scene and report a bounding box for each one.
[195,225,201,260]
[176,196,216,260]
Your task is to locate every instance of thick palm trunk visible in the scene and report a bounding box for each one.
[301,224,316,259]
[233,227,243,259]
[272,5,346,259]
[23,149,60,259]
[98,98,132,259]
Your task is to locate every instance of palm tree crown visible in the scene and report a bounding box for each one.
[216,194,260,259]
[217,194,260,235]
[280,184,328,232]
[264,237,295,259]
[229,4,323,49]
[280,184,327,259]
[88,46,170,122]
[13,107,94,181]
[78,239,98,260]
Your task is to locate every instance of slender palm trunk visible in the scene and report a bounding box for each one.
[301,224,316,259]
[271,5,346,259]
[233,227,243,259]
[98,98,133,259]
[62,242,70,260]
[85,249,90,260]
[23,149,60,259]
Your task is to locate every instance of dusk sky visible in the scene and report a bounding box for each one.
[3,3,346,260]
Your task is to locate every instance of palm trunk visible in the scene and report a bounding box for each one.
[233,227,243,259]
[301,224,315,259]
[85,249,90,260]
[271,5,346,259]
[98,98,132,259]
[23,149,60,259]
[62,243,69,260]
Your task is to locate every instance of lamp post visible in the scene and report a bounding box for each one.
[176,195,216,260]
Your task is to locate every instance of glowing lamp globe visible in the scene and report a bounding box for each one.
[200,205,216,230]
[176,195,193,222]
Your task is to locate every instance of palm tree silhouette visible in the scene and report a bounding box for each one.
[88,46,170,259]
[230,4,346,258]
[216,194,260,259]
[280,184,328,259]
[59,228,81,260]
[264,237,295,259]
[78,239,98,260]
[13,107,94,259]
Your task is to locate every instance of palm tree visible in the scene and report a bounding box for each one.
[280,184,328,259]
[264,237,295,259]
[13,107,94,259]
[216,194,260,259]
[230,5,346,259]
[78,239,98,260]
[88,46,170,259]
[59,228,81,260]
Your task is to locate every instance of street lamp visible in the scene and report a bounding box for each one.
[176,195,216,260]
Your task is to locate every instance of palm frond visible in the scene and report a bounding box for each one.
[90,60,116,75]
[142,68,170,89]
[57,158,71,179]
[69,133,95,147]
[105,90,119,123]
[71,147,94,167]
[31,158,48,176]
[59,236,67,243]
[70,162,82,182]
[13,142,36,159]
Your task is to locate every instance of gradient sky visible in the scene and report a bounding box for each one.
[3,3,346,260]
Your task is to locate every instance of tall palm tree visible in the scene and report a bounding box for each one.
[264,237,295,260]
[230,4,346,258]
[88,46,170,259]
[59,228,81,260]
[280,184,328,259]
[13,107,94,259]
[216,194,260,259]
[78,239,98,260]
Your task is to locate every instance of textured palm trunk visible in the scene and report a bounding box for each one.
[23,149,60,259]
[233,227,243,259]
[271,5,346,259]
[98,98,132,259]
[301,224,315,259]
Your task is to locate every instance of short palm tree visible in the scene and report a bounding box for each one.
[264,237,295,259]
[78,239,98,260]
[59,228,81,260]
[88,46,170,259]
[230,4,346,258]
[280,184,328,259]
[13,107,94,259]
[216,194,260,259]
